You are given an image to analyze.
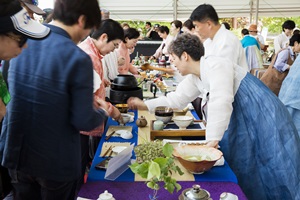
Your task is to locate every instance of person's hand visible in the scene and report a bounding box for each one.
[205,140,219,148]
[0,99,6,121]
[103,79,111,88]
[94,97,109,114]
[111,106,122,122]
[127,97,148,110]
[118,56,125,66]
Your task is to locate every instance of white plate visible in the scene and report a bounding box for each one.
[115,130,133,139]
[112,146,128,154]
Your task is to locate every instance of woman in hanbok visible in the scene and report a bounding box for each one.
[127,33,300,200]
[279,56,300,133]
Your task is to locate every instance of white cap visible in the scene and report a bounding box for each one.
[0,8,50,39]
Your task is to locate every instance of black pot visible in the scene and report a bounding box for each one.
[112,74,138,89]
[110,87,143,104]
[111,83,137,91]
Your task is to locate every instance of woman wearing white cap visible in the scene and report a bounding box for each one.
[0,0,50,60]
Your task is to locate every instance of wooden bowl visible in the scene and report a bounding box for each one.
[173,145,223,174]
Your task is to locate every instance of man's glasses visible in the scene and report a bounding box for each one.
[5,33,28,47]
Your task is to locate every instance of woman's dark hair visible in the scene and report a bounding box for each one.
[171,20,182,29]
[52,0,101,29]
[190,4,219,25]
[222,22,231,30]
[289,34,300,46]
[183,19,195,31]
[158,26,169,35]
[168,33,204,61]
[282,20,296,32]
[91,19,124,42]
[241,28,249,35]
[123,28,140,43]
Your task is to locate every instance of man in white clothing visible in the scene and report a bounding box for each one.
[274,20,295,53]
[190,4,248,71]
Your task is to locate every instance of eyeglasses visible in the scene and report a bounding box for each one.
[5,33,28,47]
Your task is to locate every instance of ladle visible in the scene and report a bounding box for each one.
[141,63,174,74]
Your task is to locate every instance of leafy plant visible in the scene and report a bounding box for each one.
[129,141,184,199]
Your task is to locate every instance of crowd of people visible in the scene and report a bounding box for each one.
[0,0,300,200]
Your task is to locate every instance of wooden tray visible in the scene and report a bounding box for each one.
[150,120,206,140]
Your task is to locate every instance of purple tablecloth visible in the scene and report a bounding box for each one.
[78,181,248,200]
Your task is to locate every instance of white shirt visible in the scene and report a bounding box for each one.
[153,34,174,58]
[274,32,290,53]
[145,56,247,141]
[204,25,249,71]
[250,34,265,45]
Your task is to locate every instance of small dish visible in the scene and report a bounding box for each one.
[115,130,133,139]
[112,146,128,154]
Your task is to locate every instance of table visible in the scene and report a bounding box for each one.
[78,181,247,200]
[80,110,247,199]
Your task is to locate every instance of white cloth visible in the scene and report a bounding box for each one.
[153,34,174,58]
[145,56,247,141]
[204,24,249,71]
[93,69,102,93]
[274,32,290,53]
[250,34,265,45]
[244,45,263,71]
[102,50,119,97]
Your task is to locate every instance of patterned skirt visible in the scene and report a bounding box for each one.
[220,73,300,200]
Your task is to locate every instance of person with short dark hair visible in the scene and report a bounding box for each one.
[190,4,248,70]
[145,22,161,41]
[170,20,182,39]
[182,19,195,33]
[274,20,296,53]
[0,1,50,198]
[0,0,106,199]
[240,28,260,49]
[77,19,124,192]
[128,33,300,200]
[117,28,140,75]
[150,26,174,60]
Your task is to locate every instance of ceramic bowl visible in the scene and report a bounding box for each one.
[173,145,223,174]
[119,113,131,125]
[172,116,193,129]
[154,106,173,124]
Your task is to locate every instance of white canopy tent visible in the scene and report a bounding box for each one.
[98,0,300,22]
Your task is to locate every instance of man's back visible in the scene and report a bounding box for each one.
[0,24,105,182]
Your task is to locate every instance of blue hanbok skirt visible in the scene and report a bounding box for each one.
[279,56,300,134]
[220,73,300,200]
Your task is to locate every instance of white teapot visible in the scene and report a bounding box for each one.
[98,190,115,200]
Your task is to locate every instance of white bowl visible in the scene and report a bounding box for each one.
[173,116,193,129]
[119,113,131,125]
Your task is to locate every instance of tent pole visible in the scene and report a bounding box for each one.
[249,0,253,24]
[173,0,178,20]
[255,0,259,25]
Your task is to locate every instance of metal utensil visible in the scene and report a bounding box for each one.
[102,145,113,157]
[105,130,116,141]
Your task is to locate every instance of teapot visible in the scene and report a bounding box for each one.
[98,190,115,200]
[179,184,212,200]
[136,116,148,127]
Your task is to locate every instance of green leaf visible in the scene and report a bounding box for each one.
[162,143,173,157]
[147,181,155,189]
[129,162,140,173]
[175,165,184,175]
[153,157,168,169]
[147,161,161,180]
[174,183,182,192]
[165,182,175,194]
